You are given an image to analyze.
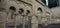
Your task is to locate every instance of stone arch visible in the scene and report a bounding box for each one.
[37,7,42,14]
[18,8,24,14]
[9,6,16,19]
[26,10,30,15]
[9,6,16,12]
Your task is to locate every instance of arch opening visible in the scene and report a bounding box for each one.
[17,0,21,1]
[19,8,24,14]
[37,7,42,14]
[9,6,16,19]
[26,10,30,15]
[9,6,16,12]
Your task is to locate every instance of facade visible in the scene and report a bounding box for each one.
[0,0,60,28]
[0,0,46,28]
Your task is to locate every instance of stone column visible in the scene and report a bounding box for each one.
[31,15,38,28]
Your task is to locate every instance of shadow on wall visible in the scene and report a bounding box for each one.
[45,23,60,28]
[9,6,16,19]
[6,24,60,28]
[6,24,30,28]
[38,23,60,28]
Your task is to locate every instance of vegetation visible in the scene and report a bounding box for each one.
[41,0,46,5]
[48,0,58,8]
[41,0,58,8]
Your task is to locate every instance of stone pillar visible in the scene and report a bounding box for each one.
[31,23,38,28]
[31,15,38,28]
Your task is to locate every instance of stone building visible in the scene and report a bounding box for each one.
[0,0,60,28]
[0,0,47,28]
